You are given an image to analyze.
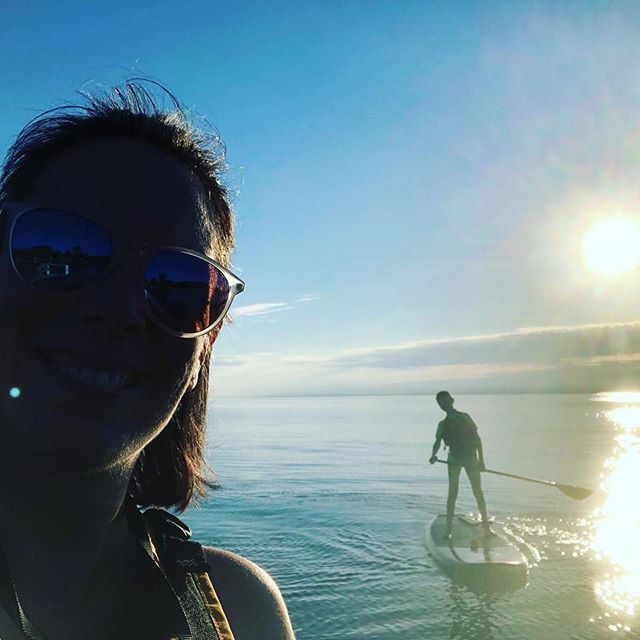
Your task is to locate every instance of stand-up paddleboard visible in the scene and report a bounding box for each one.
[425,514,533,591]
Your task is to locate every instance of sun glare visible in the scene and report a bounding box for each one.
[583,218,640,276]
[593,392,640,405]
[592,408,640,619]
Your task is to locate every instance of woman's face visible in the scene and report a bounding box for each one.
[0,136,212,471]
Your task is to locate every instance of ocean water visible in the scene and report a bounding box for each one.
[184,394,640,640]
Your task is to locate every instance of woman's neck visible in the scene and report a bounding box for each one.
[0,455,140,640]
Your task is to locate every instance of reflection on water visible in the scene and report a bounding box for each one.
[591,394,640,632]
[592,391,640,405]
[447,584,499,640]
[505,515,589,561]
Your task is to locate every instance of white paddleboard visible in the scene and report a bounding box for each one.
[425,514,531,590]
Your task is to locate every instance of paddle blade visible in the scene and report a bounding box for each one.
[557,484,593,500]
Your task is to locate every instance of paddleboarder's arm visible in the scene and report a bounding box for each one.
[476,435,486,471]
[465,414,486,470]
[429,421,444,463]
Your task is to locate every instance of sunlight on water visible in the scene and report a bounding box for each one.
[592,392,640,405]
[591,402,640,624]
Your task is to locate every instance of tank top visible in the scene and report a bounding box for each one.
[0,500,236,640]
[439,410,478,465]
[124,499,236,640]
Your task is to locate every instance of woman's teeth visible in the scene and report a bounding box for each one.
[45,352,133,390]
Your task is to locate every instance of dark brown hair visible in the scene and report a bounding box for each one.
[0,80,235,511]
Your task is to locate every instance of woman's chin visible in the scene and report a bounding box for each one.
[0,417,141,474]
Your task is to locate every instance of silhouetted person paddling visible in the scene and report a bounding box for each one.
[429,391,492,538]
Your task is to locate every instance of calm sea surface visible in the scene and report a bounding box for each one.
[183,394,640,639]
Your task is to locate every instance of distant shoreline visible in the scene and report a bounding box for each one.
[214,390,628,399]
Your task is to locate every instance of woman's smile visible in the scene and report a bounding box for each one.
[27,346,145,399]
[41,349,136,392]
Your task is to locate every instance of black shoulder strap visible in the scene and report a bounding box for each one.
[0,603,28,640]
[126,500,235,640]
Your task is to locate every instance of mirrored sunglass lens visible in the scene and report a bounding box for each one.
[144,251,231,333]
[11,209,112,292]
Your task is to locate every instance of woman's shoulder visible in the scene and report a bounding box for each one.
[202,546,296,640]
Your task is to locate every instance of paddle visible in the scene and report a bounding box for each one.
[435,458,592,500]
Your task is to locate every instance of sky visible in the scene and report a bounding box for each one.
[2,2,640,395]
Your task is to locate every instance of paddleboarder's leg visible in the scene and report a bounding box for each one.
[446,462,462,535]
[465,465,490,528]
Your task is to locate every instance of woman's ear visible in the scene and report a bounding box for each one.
[189,326,222,390]
[191,326,221,389]
[203,325,221,360]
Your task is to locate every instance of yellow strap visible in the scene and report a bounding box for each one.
[192,572,235,640]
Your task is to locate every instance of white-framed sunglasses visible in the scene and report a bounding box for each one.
[0,202,245,338]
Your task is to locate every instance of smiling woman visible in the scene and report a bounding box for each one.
[0,81,294,640]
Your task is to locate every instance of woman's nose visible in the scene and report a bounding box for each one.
[77,249,149,335]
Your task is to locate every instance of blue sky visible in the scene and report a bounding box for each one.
[3,2,640,395]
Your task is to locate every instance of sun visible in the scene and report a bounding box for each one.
[583,218,640,276]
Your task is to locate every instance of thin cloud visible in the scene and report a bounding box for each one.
[325,321,640,369]
[215,352,282,367]
[214,321,640,396]
[233,302,291,318]
[233,294,319,319]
